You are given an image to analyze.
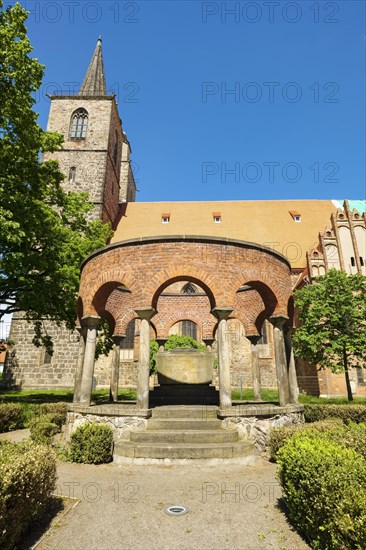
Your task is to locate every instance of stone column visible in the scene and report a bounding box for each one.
[203,338,215,351]
[79,316,101,406]
[135,308,156,410]
[269,316,290,406]
[247,335,262,401]
[156,338,167,352]
[284,327,299,404]
[109,335,124,403]
[212,308,233,410]
[73,326,86,404]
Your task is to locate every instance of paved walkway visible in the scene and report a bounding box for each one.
[1,430,309,549]
[41,458,308,550]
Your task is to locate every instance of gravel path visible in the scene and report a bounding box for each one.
[1,429,309,549]
[0,428,30,442]
[37,458,309,550]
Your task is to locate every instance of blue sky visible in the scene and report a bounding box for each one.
[1,0,365,339]
[15,1,366,201]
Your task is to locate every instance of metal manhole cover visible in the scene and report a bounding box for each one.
[164,505,188,516]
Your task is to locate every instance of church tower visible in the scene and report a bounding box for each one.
[2,39,136,391]
[43,37,136,225]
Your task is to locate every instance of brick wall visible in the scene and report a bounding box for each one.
[80,237,293,331]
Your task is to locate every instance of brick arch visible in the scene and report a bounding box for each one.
[229,271,287,312]
[101,310,116,335]
[233,288,266,330]
[91,282,129,315]
[114,310,138,335]
[159,315,215,340]
[243,281,277,313]
[81,269,138,316]
[150,272,217,311]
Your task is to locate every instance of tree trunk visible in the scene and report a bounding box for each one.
[343,347,353,402]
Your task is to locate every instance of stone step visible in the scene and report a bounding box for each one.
[130,429,239,444]
[151,405,218,419]
[147,418,222,431]
[113,439,256,460]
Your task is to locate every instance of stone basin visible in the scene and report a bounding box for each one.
[156,348,214,385]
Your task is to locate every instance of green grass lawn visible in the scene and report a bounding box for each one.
[0,387,365,405]
[0,388,137,404]
[232,388,366,404]
[231,388,279,401]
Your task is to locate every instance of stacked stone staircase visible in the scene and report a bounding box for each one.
[113,406,257,461]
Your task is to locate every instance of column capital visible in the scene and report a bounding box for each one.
[203,338,215,347]
[76,325,87,339]
[156,337,168,348]
[112,334,125,345]
[246,334,261,345]
[269,315,289,328]
[81,315,101,328]
[211,307,233,321]
[134,307,156,321]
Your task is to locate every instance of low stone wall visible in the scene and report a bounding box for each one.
[221,410,304,452]
[66,410,147,441]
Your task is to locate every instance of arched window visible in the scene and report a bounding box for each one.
[69,108,88,139]
[181,282,197,294]
[182,320,197,340]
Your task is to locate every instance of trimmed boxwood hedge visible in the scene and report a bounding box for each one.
[304,404,366,424]
[269,418,343,461]
[277,432,366,549]
[28,403,68,445]
[69,422,113,464]
[0,440,57,549]
[0,401,68,434]
[0,403,24,432]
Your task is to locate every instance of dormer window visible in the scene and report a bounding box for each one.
[162,213,170,223]
[70,108,88,139]
[213,212,221,223]
[289,210,301,222]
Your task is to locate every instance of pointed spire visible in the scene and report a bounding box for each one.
[78,37,107,96]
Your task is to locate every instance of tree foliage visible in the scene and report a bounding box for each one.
[293,269,366,400]
[0,2,112,349]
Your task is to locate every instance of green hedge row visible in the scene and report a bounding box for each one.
[0,403,24,432]
[269,418,343,461]
[0,440,57,549]
[304,403,366,423]
[0,402,67,433]
[277,431,366,549]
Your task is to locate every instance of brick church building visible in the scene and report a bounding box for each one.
[3,39,366,403]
